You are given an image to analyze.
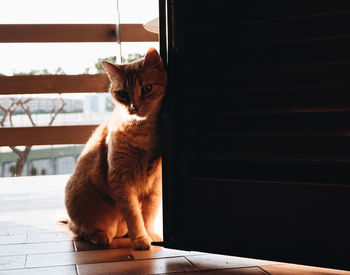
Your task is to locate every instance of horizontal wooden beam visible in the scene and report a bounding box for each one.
[0,125,99,146]
[119,24,159,42]
[0,24,116,43]
[0,24,158,43]
[0,74,110,94]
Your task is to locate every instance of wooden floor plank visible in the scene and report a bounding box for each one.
[261,264,350,275]
[185,254,277,271]
[26,232,76,244]
[0,265,77,275]
[26,249,131,268]
[156,267,269,274]
[0,255,26,271]
[0,234,27,245]
[0,241,73,257]
[77,257,197,275]
[132,246,204,260]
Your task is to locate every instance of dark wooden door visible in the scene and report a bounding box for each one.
[159,0,350,270]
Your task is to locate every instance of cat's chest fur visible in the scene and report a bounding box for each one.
[106,118,161,195]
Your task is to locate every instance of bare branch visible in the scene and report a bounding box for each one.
[2,97,37,176]
[0,112,8,126]
[9,146,22,156]
[22,98,32,105]
[20,98,36,127]
[2,96,65,176]
[8,112,14,127]
[49,99,57,120]
[9,98,18,109]
[8,103,20,127]
[24,145,32,155]
[0,106,9,127]
[48,97,66,126]
[0,98,25,127]
[1,98,22,127]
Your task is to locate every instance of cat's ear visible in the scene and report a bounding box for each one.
[101,61,123,78]
[143,48,162,68]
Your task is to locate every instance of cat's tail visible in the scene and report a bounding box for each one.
[57,218,81,239]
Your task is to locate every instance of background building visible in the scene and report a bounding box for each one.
[0,93,114,177]
[0,145,84,177]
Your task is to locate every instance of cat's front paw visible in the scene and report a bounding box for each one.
[87,230,112,246]
[132,235,152,250]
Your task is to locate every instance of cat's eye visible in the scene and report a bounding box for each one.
[117,90,129,99]
[141,84,152,96]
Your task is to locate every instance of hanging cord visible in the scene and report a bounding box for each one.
[116,0,123,63]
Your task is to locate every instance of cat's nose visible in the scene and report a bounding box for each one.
[129,104,139,114]
[130,104,138,111]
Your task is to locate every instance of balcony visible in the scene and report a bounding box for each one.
[0,21,159,177]
[1,1,349,274]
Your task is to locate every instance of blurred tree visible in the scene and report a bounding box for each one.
[13,67,65,76]
[83,68,91,74]
[127,53,145,63]
[95,56,117,73]
[0,97,66,176]
[94,54,145,73]
[30,167,37,176]
[10,165,16,177]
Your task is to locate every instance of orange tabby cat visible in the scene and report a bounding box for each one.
[65,48,167,250]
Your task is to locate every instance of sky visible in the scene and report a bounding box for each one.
[0,0,159,76]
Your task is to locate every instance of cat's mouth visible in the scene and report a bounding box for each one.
[129,113,146,121]
[126,109,144,120]
[128,109,138,115]
[128,106,148,120]
[119,106,146,121]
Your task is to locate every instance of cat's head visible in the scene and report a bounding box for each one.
[102,48,167,119]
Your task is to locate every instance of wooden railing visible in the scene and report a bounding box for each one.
[0,24,158,43]
[0,24,158,146]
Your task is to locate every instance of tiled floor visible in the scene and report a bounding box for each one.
[0,175,349,275]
